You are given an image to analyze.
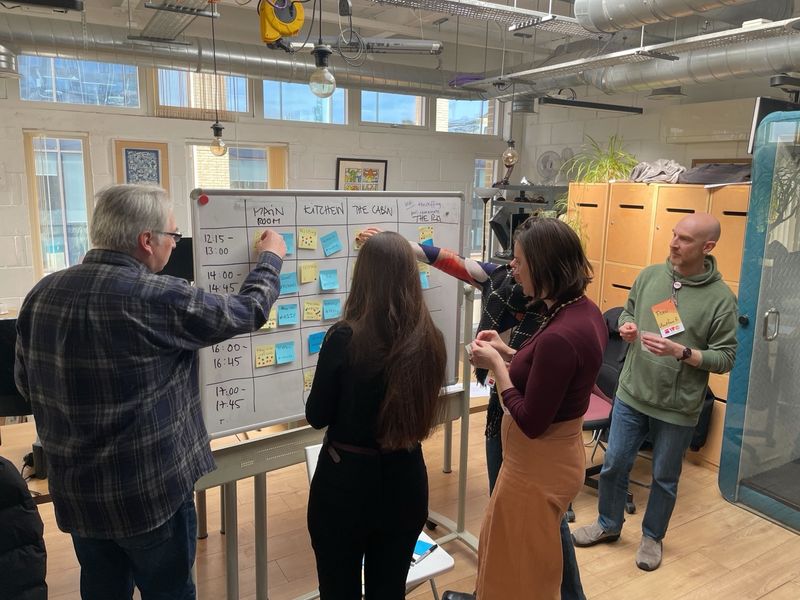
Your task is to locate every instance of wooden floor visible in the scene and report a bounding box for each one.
[35,413,800,600]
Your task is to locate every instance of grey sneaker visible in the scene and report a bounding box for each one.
[635,535,662,571]
[571,521,620,547]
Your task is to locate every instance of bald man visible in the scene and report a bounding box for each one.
[572,212,737,571]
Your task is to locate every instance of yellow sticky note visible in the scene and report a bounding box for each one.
[418,263,431,275]
[261,307,277,330]
[303,369,315,392]
[254,344,276,368]
[418,225,434,246]
[252,230,263,250]
[298,227,318,250]
[303,300,322,321]
[300,261,318,284]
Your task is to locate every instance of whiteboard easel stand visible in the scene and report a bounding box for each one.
[426,284,479,553]
[194,426,326,600]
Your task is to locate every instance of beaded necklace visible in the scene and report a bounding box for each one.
[537,294,585,332]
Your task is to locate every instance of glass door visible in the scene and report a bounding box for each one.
[721,111,800,531]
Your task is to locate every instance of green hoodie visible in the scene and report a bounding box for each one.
[616,256,738,427]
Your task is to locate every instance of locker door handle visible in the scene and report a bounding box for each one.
[763,308,780,341]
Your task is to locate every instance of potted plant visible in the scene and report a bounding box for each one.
[561,134,638,183]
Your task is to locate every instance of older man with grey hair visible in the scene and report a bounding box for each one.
[15,184,286,600]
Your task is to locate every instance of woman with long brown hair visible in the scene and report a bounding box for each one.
[305,230,447,600]
[466,217,607,599]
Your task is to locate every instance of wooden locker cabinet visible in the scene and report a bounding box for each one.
[650,185,710,264]
[709,184,750,283]
[586,259,601,305]
[606,184,656,267]
[568,183,609,262]
[600,263,641,313]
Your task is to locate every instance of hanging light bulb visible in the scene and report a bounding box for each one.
[502,139,519,167]
[210,122,227,157]
[309,44,336,98]
[208,2,227,157]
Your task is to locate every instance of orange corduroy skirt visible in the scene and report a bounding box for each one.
[476,414,585,600]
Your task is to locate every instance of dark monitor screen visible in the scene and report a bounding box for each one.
[748,97,800,154]
[0,318,32,416]
[159,237,194,282]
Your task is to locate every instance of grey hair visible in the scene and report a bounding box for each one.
[90,184,172,255]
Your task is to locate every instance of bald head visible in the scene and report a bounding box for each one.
[678,212,721,243]
[669,212,722,276]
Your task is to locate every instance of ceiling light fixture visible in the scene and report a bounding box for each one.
[208,1,227,157]
[496,84,519,187]
[538,96,644,115]
[309,0,335,98]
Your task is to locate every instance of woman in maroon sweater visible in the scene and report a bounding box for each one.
[469,217,607,599]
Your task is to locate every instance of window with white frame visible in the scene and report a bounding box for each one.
[19,55,139,108]
[263,80,347,124]
[156,68,248,119]
[26,134,92,276]
[435,98,496,135]
[191,144,286,191]
[361,90,425,126]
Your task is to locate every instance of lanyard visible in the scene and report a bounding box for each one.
[671,270,682,307]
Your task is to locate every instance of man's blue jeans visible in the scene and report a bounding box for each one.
[71,496,197,600]
[597,399,695,541]
[486,434,586,600]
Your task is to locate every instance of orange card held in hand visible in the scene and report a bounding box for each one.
[651,298,685,338]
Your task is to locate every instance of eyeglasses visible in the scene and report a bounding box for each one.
[155,230,183,243]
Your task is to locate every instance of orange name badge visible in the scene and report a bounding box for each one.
[651,298,685,338]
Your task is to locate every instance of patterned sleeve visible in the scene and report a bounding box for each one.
[415,243,499,291]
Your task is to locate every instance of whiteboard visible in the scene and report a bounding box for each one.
[190,189,465,439]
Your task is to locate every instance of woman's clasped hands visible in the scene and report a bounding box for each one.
[469,330,515,371]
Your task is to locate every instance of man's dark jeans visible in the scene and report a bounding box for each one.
[71,496,197,600]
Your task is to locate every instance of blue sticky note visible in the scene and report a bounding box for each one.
[275,341,295,364]
[279,272,299,295]
[281,232,295,255]
[308,331,326,354]
[319,269,339,291]
[320,231,343,257]
[419,271,430,289]
[277,303,298,326]
[323,298,342,320]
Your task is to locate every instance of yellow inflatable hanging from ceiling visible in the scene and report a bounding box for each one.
[260,0,305,51]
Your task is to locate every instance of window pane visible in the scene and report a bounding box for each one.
[262,80,346,124]
[20,55,139,107]
[157,69,248,113]
[32,137,89,274]
[360,90,424,126]
[193,144,269,190]
[436,98,494,135]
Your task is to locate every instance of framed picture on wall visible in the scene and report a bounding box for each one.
[336,158,388,191]
[114,140,170,193]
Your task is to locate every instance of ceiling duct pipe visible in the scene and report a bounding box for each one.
[486,28,800,100]
[575,0,765,33]
[585,31,800,93]
[0,13,479,99]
